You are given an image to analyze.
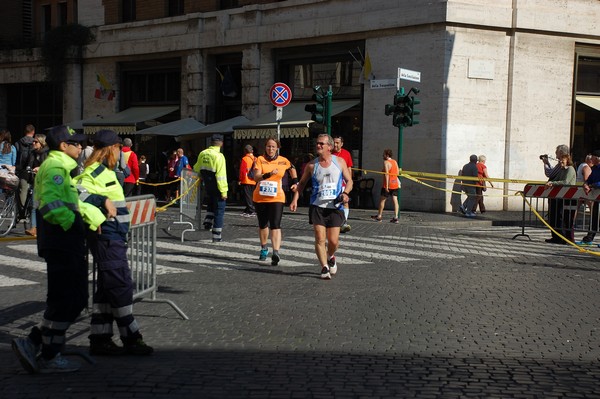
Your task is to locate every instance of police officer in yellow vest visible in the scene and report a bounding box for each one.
[12,125,106,374]
[194,134,228,242]
[74,129,153,356]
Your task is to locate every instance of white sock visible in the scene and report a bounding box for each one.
[343,208,349,220]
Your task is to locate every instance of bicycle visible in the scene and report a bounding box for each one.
[0,167,34,237]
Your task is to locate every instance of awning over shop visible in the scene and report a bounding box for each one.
[577,95,600,112]
[233,100,359,139]
[178,115,251,141]
[82,106,179,135]
[133,117,205,137]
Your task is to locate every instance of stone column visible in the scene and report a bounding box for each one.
[184,50,204,120]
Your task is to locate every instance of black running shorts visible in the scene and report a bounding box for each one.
[309,205,345,228]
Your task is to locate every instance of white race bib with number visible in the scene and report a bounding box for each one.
[259,180,278,197]
[318,182,337,201]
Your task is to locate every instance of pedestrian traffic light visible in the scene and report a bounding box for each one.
[305,86,326,124]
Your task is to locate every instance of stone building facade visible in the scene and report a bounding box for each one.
[1,0,599,211]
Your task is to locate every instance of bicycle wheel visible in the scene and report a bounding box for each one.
[0,191,17,237]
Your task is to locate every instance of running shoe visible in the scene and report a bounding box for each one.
[320,266,331,280]
[327,256,337,275]
[271,252,280,266]
[340,224,351,233]
[259,248,268,261]
[37,353,81,373]
[370,215,382,222]
[390,217,399,224]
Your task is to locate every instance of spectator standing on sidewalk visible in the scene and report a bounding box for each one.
[137,155,149,195]
[252,137,298,265]
[576,154,593,183]
[544,153,576,244]
[541,145,570,241]
[194,134,228,242]
[0,129,17,172]
[239,144,257,217]
[576,150,600,245]
[24,133,50,237]
[74,129,153,356]
[121,138,139,197]
[165,150,179,201]
[472,155,494,213]
[332,135,353,233]
[290,134,353,280]
[11,125,105,374]
[371,149,400,223]
[15,124,35,207]
[459,154,479,218]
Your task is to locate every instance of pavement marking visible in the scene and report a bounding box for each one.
[0,253,47,273]
[3,244,192,276]
[338,235,466,259]
[0,275,38,287]
[281,236,421,262]
[156,240,323,267]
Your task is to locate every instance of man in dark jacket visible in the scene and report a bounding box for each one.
[460,154,479,218]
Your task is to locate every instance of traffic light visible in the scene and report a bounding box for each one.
[385,88,421,128]
[305,86,326,124]
[407,96,420,126]
[385,90,410,127]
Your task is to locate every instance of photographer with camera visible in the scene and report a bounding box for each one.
[541,144,569,180]
[541,144,572,244]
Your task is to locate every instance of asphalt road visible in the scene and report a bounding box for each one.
[1,206,599,398]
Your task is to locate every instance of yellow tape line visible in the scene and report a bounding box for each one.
[518,192,600,256]
[352,167,546,185]
[156,177,201,212]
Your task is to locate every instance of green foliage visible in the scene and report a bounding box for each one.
[41,24,95,83]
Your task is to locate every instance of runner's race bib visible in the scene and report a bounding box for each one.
[318,182,337,201]
[259,180,278,197]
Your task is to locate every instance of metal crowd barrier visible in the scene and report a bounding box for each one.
[167,169,201,242]
[514,184,600,242]
[127,194,188,319]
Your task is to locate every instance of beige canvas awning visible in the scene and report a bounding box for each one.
[133,117,205,137]
[82,106,179,134]
[233,100,359,139]
[577,95,600,111]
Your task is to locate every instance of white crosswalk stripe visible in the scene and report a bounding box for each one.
[1,226,598,289]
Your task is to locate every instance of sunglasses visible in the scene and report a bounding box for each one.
[66,141,82,147]
[316,142,328,146]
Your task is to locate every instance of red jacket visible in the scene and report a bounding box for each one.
[122,146,140,183]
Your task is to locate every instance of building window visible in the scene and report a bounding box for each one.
[120,59,181,107]
[122,0,136,22]
[168,0,184,16]
[58,2,68,26]
[219,0,239,10]
[41,4,51,37]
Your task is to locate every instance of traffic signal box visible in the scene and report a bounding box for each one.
[385,88,420,127]
[305,86,326,123]
[305,85,333,134]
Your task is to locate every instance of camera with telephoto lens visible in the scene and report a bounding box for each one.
[539,154,548,160]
